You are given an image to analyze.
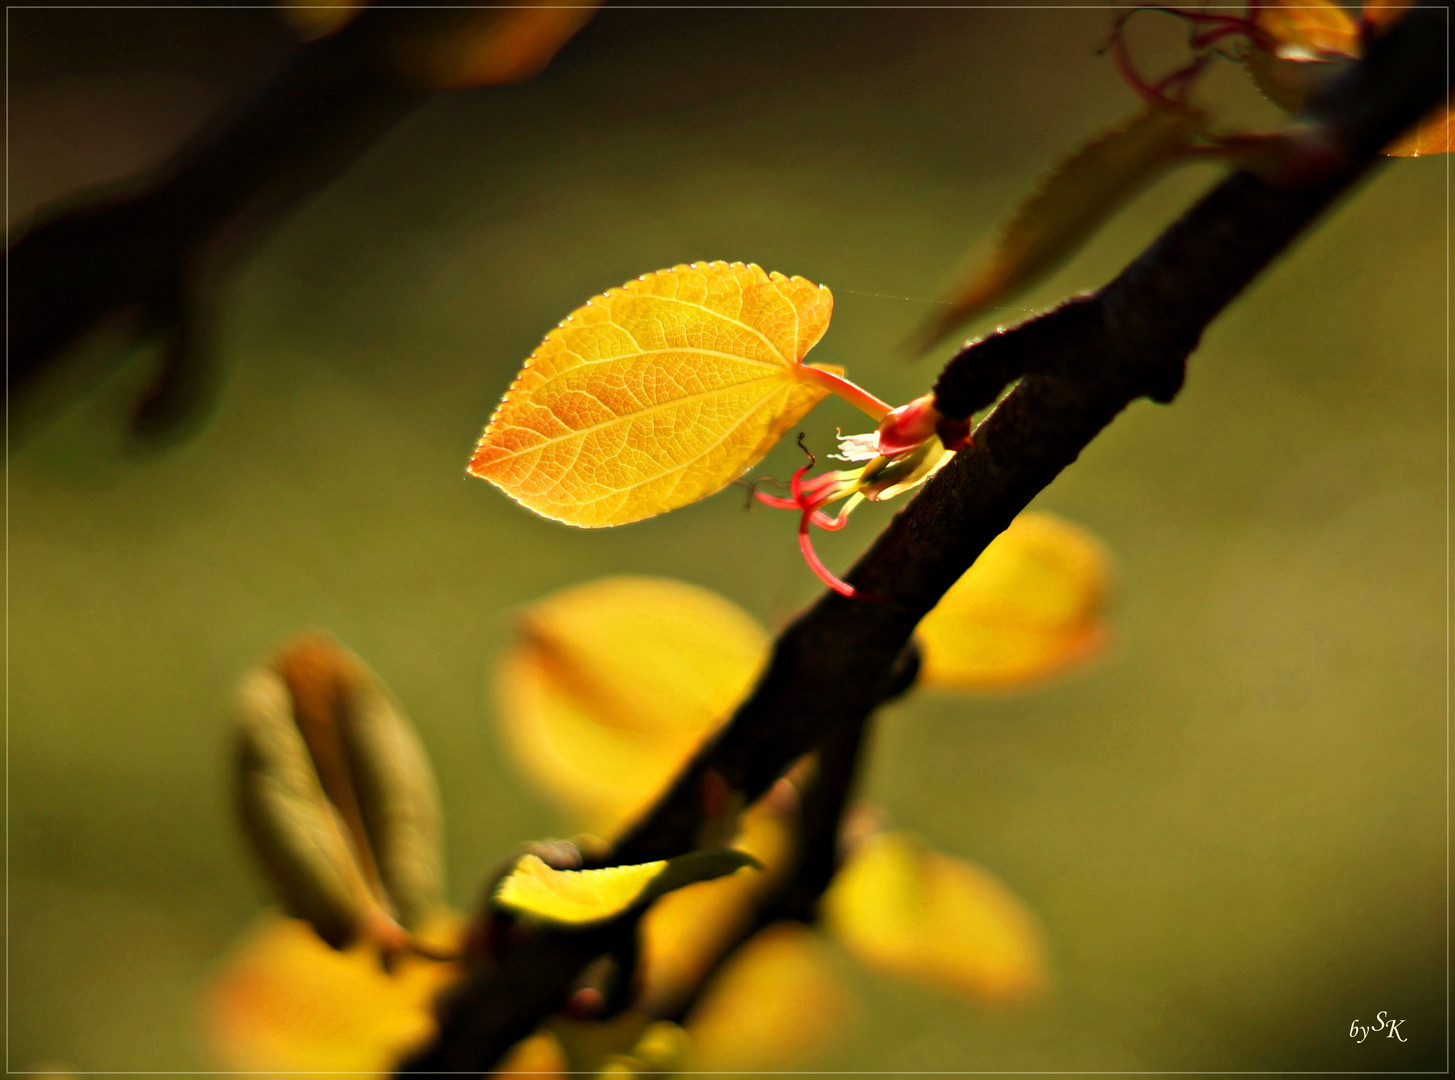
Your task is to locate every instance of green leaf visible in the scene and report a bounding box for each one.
[911,103,1204,354]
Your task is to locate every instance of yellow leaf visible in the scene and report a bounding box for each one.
[684,922,857,1072]
[916,511,1111,690]
[822,832,1049,1005]
[469,262,836,527]
[494,849,759,926]
[495,576,769,833]
[912,105,1202,353]
[204,912,462,1075]
[497,855,668,924]
[637,799,794,1014]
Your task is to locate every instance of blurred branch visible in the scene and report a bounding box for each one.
[5,7,437,441]
[6,2,598,442]
[404,5,1449,1074]
[643,641,915,1025]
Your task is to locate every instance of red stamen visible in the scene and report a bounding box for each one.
[798,515,857,598]
[1103,5,1268,107]
[789,463,810,505]
[1154,55,1210,101]
[1109,24,1165,105]
[756,480,849,530]
[754,491,802,511]
[760,435,886,600]
[810,507,851,531]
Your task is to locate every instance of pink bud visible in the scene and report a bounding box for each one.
[876,394,940,456]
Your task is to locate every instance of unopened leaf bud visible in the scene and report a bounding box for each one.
[232,632,445,956]
[875,393,941,456]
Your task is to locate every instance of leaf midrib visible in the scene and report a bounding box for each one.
[484,369,794,462]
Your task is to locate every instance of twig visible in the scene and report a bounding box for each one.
[401,6,1450,1073]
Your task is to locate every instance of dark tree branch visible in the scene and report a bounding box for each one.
[660,643,911,1025]
[403,6,1449,1073]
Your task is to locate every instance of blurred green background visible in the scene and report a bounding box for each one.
[6,3,1445,1073]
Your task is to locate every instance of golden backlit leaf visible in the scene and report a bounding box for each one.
[496,576,769,833]
[392,3,603,90]
[822,832,1048,1005]
[683,922,857,1072]
[912,105,1202,353]
[916,511,1111,690]
[204,912,462,1075]
[469,262,836,527]
[495,848,759,926]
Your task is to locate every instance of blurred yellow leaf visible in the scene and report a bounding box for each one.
[403,4,603,89]
[496,576,769,833]
[912,105,1202,353]
[204,912,461,1075]
[637,798,794,1013]
[277,1,600,86]
[275,0,361,39]
[916,511,1111,690]
[822,831,1048,1005]
[468,261,837,527]
[683,921,857,1072]
[1255,0,1359,58]
[495,849,759,926]
[630,1020,692,1072]
[494,1030,569,1078]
